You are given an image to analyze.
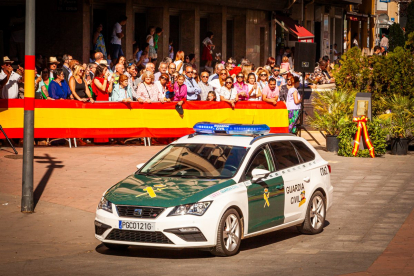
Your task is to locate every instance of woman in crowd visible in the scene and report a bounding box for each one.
[147,27,157,62]
[93,23,107,59]
[192,68,200,83]
[247,73,262,101]
[110,74,133,102]
[137,71,164,103]
[173,74,187,107]
[234,73,249,101]
[92,64,114,101]
[48,68,72,100]
[219,76,238,108]
[241,62,252,80]
[207,91,217,101]
[155,73,170,101]
[286,76,302,134]
[280,56,291,72]
[201,31,215,69]
[174,51,185,74]
[112,56,126,72]
[69,64,94,103]
[136,50,149,70]
[210,69,228,92]
[279,70,292,102]
[257,68,269,91]
[266,57,276,71]
[39,69,54,100]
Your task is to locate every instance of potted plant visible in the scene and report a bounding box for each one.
[308,90,356,152]
[380,95,414,155]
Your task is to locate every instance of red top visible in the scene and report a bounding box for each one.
[92,77,110,101]
[229,66,242,76]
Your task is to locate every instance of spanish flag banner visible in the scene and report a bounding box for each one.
[0,99,289,138]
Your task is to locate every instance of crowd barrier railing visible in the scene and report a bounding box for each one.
[0,99,289,139]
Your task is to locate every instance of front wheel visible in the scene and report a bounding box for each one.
[211,208,242,257]
[297,191,326,234]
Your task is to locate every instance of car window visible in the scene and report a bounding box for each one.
[291,141,315,163]
[139,144,248,179]
[245,146,274,180]
[270,141,300,170]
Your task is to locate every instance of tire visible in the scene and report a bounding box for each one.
[297,191,326,235]
[211,208,242,257]
[103,242,129,250]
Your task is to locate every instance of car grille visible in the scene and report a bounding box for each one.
[106,229,174,244]
[174,232,207,242]
[116,206,165,219]
[94,220,111,236]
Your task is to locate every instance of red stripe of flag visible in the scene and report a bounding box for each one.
[25,55,36,70]
[24,97,35,111]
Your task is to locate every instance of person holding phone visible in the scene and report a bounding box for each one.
[247,73,262,101]
[91,64,114,101]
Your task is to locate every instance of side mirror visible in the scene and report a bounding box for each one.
[251,168,271,182]
[136,163,145,170]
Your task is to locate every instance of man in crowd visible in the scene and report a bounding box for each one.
[198,70,214,101]
[86,63,97,81]
[111,15,127,63]
[48,57,59,79]
[380,34,389,52]
[168,62,176,79]
[333,44,340,62]
[35,54,44,72]
[154,62,168,81]
[262,78,279,105]
[208,63,225,82]
[184,65,201,101]
[113,63,125,84]
[62,54,72,83]
[128,64,139,99]
[0,56,23,99]
[269,65,285,85]
[145,62,155,73]
[94,52,104,65]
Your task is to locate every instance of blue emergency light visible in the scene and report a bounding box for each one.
[193,122,270,135]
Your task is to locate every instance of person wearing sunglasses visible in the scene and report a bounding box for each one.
[48,68,72,100]
[198,70,214,101]
[234,73,249,101]
[270,65,285,86]
[219,76,238,108]
[69,64,94,102]
[184,65,201,101]
[1,56,23,99]
[210,69,228,92]
[256,68,269,92]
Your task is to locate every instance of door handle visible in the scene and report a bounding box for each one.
[303,177,310,182]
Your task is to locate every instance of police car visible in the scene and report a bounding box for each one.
[95,123,333,257]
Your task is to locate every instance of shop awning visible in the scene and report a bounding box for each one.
[275,15,314,40]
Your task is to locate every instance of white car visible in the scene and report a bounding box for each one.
[95,123,333,257]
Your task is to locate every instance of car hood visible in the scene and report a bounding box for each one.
[105,174,237,208]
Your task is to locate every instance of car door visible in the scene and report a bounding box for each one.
[269,141,310,223]
[244,144,285,234]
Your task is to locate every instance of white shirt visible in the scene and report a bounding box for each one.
[1,71,22,99]
[286,87,301,110]
[380,36,389,48]
[111,22,122,45]
[333,49,338,61]
[247,83,261,101]
[219,86,237,101]
[174,60,183,74]
[154,80,167,98]
[209,79,223,92]
[0,70,6,82]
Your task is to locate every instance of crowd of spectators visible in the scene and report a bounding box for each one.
[0,18,342,145]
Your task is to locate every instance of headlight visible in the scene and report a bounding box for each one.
[168,201,212,216]
[97,197,113,213]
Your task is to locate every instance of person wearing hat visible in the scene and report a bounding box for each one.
[1,56,23,99]
[48,57,60,79]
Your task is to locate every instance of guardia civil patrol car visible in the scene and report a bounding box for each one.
[95,123,333,257]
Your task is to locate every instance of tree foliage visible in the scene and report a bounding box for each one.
[389,23,405,52]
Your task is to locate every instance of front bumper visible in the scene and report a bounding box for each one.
[95,206,218,248]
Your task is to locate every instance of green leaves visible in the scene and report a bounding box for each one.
[307,89,356,136]
[389,23,405,52]
[379,94,414,138]
[338,117,387,157]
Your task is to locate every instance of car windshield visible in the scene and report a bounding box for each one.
[138,143,248,179]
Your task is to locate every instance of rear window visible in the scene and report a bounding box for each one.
[270,141,300,170]
[291,141,315,163]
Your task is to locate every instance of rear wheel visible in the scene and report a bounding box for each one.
[103,243,129,250]
[211,208,242,257]
[297,191,326,234]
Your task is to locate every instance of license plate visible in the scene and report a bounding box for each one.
[119,221,155,232]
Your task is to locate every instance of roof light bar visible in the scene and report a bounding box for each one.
[193,122,270,136]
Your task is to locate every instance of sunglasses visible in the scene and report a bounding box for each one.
[237,75,244,78]
[160,77,168,80]
[225,82,233,84]
[220,73,227,75]
[201,75,208,78]
[186,71,193,74]
[274,69,280,72]
[260,74,267,76]
[79,70,85,72]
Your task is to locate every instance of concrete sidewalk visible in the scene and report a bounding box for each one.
[1,144,414,275]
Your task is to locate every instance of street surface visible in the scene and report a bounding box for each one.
[1,137,414,275]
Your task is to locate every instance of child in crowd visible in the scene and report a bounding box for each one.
[280,56,291,72]
[207,91,217,101]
